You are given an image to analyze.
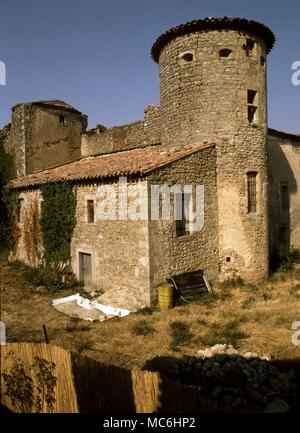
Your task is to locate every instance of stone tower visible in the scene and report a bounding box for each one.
[4,100,87,177]
[151,17,276,281]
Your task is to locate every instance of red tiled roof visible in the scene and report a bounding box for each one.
[8,142,215,189]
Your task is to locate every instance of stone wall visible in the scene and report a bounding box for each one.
[158,28,269,282]
[11,189,43,266]
[2,104,29,177]
[147,146,219,295]
[25,104,86,173]
[2,102,87,177]
[71,179,151,305]
[268,132,300,255]
[81,104,161,157]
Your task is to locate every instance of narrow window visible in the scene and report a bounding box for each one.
[260,56,266,66]
[87,200,95,223]
[59,115,65,124]
[178,52,194,64]
[281,184,289,212]
[16,198,23,223]
[247,90,258,124]
[244,38,257,56]
[247,172,257,213]
[219,48,232,58]
[175,192,192,237]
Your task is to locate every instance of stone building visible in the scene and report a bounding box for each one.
[2,17,300,305]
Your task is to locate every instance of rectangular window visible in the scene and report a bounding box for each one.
[175,192,192,237]
[247,90,258,124]
[281,184,289,212]
[87,200,95,223]
[247,172,257,213]
[59,115,65,124]
[16,198,23,223]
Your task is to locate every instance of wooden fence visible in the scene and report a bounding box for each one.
[0,343,224,413]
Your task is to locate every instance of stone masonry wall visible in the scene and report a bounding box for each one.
[158,29,269,282]
[81,104,161,157]
[268,133,300,254]
[26,104,86,174]
[71,179,151,305]
[147,146,219,295]
[11,189,43,266]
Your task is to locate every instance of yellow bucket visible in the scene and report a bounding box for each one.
[158,286,174,310]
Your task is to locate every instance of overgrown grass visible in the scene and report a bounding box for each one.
[289,284,300,298]
[198,319,248,347]
[135,306,158,316]
[169,321,193,351]
[131,320,155,336]
[65,315,90,333]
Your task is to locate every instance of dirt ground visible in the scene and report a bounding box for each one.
[1,260,300,369]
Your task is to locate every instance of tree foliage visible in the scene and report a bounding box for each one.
[40,183,77,265]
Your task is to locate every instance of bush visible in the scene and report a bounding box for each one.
[198,320,248,347]
[131,320,155,336]
[9,261,82,293]
[169,321,193,351]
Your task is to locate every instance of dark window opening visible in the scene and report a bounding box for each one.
[246,39,255,51]
[87,200,95,223]
[17,198,23,223]
[219,48,232,58]
[59,115,65,124]
[175,192,192,237]
[247,172,257,213]
[248,106,257,123]
[226,257,231,262]
[281,184,289,212]
[244,38,257,56]
[180,52,194,63]
[247,90,257,104]
[247,90,258,124]
[260,56,266,66]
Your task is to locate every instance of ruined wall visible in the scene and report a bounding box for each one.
[147,146,219,293]
[26,104,86,173]
[3,102,87,177]
[81,104,161,157]
[11,189,43,266]
[268,133,300,254]
[2,104,30,177]
[71,179,151,305]
[158,28,269,282]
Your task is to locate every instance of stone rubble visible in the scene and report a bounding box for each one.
[155,344,298,412]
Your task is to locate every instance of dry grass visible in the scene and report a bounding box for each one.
[1,259,300,368]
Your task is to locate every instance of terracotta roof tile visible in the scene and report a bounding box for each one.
[8,142,215,189]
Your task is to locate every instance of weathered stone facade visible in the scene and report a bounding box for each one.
[3,17,300,304]
[2,100,87,176]
[268,130,300,257]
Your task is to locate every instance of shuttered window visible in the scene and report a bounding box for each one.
[247,172,257,213]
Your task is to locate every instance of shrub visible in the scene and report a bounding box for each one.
[2,352,57,413]
[169,321,193,351]
[199,320,248,347]
[131,320,155,336]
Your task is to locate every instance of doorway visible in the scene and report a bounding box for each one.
[79,252,92,286]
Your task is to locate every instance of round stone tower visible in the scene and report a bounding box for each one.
[151,17,276,282]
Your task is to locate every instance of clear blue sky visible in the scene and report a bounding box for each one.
[0,0,299,132]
